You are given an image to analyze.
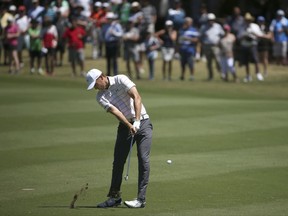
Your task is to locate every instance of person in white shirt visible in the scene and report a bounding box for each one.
[200,13,224,81]
[238,13,264,82]
[16,5,30,68]
[86,69,153,209]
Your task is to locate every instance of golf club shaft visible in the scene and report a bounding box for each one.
[125,135,134,180]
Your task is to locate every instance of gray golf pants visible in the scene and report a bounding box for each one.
[108,118,153,201]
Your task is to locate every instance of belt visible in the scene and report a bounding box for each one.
[129,114,149,123]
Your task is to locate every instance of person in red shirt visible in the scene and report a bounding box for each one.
[63,17,86,77]
[41,16,58,76]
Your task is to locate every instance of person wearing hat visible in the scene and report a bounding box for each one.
[90,1,104,59]
[269,9,288,65]
[144,28,160,80]
[16,5,30,68]
[129,1,146,76]
[41,16,58,76]
[200,13,224,81]
[86,69,153,208]
[28,19,44,75]
[257,16,272,76]
[1,5,15,65]
[4,16,20,74]
[103,12,123,76]
[219,24,237,82]
[238,12,264,82]
[155,19,177,80]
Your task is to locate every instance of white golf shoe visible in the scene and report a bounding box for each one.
[256,72,264,81]
[124,198,146,208]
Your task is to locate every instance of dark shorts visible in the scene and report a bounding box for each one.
[180,51,194,69]
[9,44,17,50]
[30,50,42,58]
[239,45,259,65]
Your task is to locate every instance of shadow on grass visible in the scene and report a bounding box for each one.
[38,205,128,209]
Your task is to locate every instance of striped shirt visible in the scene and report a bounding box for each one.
[96,75,148,120]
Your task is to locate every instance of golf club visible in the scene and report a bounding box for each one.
[124,135,134,181]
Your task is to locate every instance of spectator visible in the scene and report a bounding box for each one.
[198,4,208,26]
[238,12,264,82]
[54,10,68,66]
[43,1,57,24]
[28,0,45,24]
[144,30,160,80]
[141,0,157,33]
[28,19,43,75]
[90,1,103,59]
[200,13,224,81]
[178,17,199,81]
[1,5,16,65]
[70,0,93,18]
[123,19,140,79]
[41,16,58,76]
[257,16,272,76]
[269,9,288,65]
[226,6,245,64]
[167,0,185,31]
[118,0,131,27]
[63,17,86,77]
[51,0,70,18]
[219,24,237,82]
[4,17,20,74]
[98,2,111,58]
[103,12,123,76]
[16,5,30,68]
[155,20,177,81]
[130,1,146,76]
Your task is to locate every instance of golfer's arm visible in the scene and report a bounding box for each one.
[108,105,132,128]
[128,86,142,121]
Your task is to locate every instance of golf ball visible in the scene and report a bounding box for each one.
[167,160,172,164]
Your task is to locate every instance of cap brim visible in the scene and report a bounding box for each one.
[87,80,96,90]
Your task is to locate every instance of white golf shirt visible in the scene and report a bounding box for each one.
[96,75,148,121]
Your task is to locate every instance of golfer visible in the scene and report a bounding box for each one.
[86,69,153,208]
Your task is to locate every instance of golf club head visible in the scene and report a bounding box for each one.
[124,175,128,181]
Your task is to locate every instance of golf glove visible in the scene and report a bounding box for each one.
[133,120,141,130]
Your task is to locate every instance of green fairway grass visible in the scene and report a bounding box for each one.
[1,52,288,216]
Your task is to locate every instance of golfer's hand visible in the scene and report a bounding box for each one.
[129,120,140,135]
[133,120,140,130]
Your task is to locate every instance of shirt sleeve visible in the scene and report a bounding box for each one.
[96,93,111,111]
[118,75,135,92]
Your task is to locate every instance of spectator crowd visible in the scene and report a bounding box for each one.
[0,0,288,82]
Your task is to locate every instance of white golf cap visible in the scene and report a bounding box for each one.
[106,12,115,19]
[9,5,17,11]
[94,1,102,7]
[131,1,140,7]
[102,2,110,8]
[86,69,102,90]
[207,13,216,20]
[277,9,285,16]
[165,20,173,26]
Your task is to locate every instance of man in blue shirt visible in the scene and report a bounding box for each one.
[178,17,199,80]
[103,12,123,76]
[269,9,288,65]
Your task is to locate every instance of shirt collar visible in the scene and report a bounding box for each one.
[107,76,115,88]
